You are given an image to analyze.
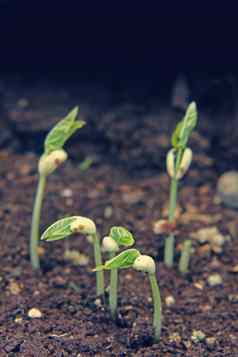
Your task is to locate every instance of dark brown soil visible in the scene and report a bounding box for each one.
[1,78,238,356]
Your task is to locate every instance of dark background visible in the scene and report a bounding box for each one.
[1,2,238,81]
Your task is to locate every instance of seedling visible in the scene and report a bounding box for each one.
[40,216,104,296]
[30,107,85,270]
[164,102,197,267]
[97,249,162,343]
[102,226,135,319]
[178,239,192,274]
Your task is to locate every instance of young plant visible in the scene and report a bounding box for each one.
[164,102,197,267]
[102,226,135,319]
[97,249,162,343]
[30,107,85,270]
[40,216,104,296]
[179,239,192,274]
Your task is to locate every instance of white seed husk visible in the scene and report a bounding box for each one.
[70,217,96,236]
[133,255,156,274]
[38,149,68,176]
[102,236,119,253]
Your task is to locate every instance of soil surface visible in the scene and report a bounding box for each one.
[0,77,238,356]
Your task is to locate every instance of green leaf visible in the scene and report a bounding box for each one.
[44,107,86,154]
[171,102,197,149]
[100,249,140,270]
[110,226,134,247]
[40,216,78,242]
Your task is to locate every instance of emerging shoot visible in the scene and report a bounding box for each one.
[164,102,197,267]
[178,239,192,274]
[102,226,135,319]
[41,216,104,296]
[30,107,85,270]
[97,249,162,343]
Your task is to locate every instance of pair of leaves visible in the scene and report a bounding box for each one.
[41,216,80,242]
[96,249,140,271]
[44,107,85,155]
[109,226,134,247]
[171,102,197,149]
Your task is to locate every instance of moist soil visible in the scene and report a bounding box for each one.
[0,78,238,356]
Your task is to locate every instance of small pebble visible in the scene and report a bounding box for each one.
[217,171,238,208]
[193,280,204,290]
[61,188,73,198]
[228,294,238,303]
[207,273,223,287]
[169,332,182,343]
[165,295,175,307]
[28,308,42,318]
[94,298,101,307]
[14,316,23,323]
[206,337,216,347]
[191,330,206,343]
[229,264,238,273]
[8,280,22,295]
[153,219,168,234]
[17,98,29,108]
[104,206,113,219]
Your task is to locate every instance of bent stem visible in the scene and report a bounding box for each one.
[164,177,178,267]
[30,174,46,270]
[109,252,118,319]
[179,239,192,274]
[93,233,105,296]
[149,273,162,343]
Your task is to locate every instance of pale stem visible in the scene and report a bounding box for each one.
[164,177,178,267]
[93,233,105,296]
[149,273,162,343]
[30,174,46,270]
[109,252,118,319]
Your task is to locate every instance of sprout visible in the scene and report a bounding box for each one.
[97,249,162,343]
[102,226,134,319]
[178,240,192,274]
[164,102,197,267]
[41,216,104,296]
[30,107,85,270]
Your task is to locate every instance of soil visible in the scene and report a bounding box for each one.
[0,76,238,356]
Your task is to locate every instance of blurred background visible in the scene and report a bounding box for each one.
[1,2,238,175]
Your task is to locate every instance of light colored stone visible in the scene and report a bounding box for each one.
[28,308,42,318]
[165,295,176,307]
[104,206,113,219]
[217,171,238,208]
[207,273,223,287]
[206,337,216,347]
[169,332,182,343]
[8,280,22,295]
[153,219,168,234]
[61,188,73,198]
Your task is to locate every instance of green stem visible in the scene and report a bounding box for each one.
[109,252,118,319]
[30,174,46,270]
[164,177,178,267]
[179,239,192,274]
[93,233,105,296]
[149,273,162,343]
